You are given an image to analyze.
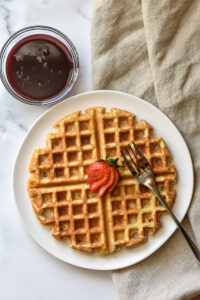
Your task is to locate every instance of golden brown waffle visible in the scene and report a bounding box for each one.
[27,107,177,254]
[28,109,98,187]
[29,184,107,253]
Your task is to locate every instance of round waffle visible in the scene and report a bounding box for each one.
[27,107,177,254]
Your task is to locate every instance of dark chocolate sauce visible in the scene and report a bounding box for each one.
[6,35,74,100]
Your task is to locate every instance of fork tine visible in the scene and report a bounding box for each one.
[120,149,137,177]
[125,146,141,173]
[132,140,150,168]
[128,143,145,171]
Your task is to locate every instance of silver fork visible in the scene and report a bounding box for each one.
[121,141,200,262]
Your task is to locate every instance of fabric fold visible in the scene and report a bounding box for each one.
[91,0,200,299]
[91,0,157,106]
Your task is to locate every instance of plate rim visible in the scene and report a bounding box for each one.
[13,90,194,270]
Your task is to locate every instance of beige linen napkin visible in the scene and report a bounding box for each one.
[91,0,200,299]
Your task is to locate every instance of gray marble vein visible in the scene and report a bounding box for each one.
[6,110,28,132]
[77,0,91,22]
[0,0,12,36]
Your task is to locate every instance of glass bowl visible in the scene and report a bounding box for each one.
[0,25,79,105]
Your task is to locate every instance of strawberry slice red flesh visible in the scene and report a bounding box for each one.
[87,161,109,185]
[98,167,115,197]
[90,170,110,192]
[107,168,119,193]
[87,155,121,197]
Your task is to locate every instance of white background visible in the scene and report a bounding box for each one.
[0,0,118,299]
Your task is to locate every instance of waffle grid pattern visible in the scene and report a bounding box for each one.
[30,185,107,253]
[105,177,176,253]
[97,108,175,177]
[28,109,98,187]
[28,107,177,254]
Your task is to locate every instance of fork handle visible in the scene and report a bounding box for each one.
[149,184,200,262]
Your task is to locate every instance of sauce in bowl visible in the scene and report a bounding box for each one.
[6,35,74,101]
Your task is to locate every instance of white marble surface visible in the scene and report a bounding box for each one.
[0,1,118,299]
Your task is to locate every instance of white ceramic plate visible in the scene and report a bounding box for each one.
[13,90,194,270]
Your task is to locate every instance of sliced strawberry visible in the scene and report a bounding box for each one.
[107,168,119,193]
[98,167,115,197]
[87,161,109,185]
[87,153,123,197]
[90,170,110,192]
